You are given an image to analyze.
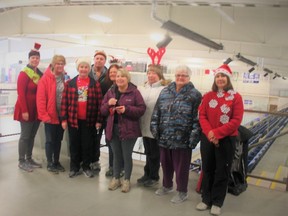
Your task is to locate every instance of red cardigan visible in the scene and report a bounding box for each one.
[37,67,63,124]
[14,67,42,122]
[198,90,244,140]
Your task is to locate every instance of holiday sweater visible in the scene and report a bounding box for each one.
[198,89,244,140]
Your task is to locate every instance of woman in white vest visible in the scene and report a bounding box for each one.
[138,64,170,187]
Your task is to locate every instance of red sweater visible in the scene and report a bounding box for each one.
[37,67,64,124]
[198,90,244,140]
[14,67,42,122]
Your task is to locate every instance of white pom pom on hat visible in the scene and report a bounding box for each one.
[76,57,91,70]
[214,64,232,77]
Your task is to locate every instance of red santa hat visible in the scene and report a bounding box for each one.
[214,64,232,77]
[28,43,41,58]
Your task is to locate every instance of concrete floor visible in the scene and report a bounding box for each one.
[0,141,287,216]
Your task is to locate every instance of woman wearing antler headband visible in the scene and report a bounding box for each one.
[14,43,43,172]
[150,65,202,204]
[137,48,171,187]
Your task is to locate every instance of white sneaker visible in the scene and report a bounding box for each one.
[210,205,221,215]
[170,192,188,204]
[155,187,173,196]
[196,202,210,211]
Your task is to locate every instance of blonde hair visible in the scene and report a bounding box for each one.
[51,55,66,70]
[117,68,131,82]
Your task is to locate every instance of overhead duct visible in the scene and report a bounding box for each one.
[151,0,223,50]
[161,20,223,50]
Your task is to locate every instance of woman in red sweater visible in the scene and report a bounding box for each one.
[37,55,66,174]
[14,43,43,172]
[196,64,244,215]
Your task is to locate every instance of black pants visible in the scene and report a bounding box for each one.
[91,127,103,163]
[68,120,94,171]
[44,123,64,164]
[143,137,160,180]
[200,133,236,207]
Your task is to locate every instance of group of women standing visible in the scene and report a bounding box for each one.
[14,44,243,215]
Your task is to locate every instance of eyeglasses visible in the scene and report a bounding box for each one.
[175,74,189,78]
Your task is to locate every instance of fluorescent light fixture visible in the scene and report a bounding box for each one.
[89,14,112,23]
[236,53,257,66]
[161,20,223,50]
[28,13,51,21]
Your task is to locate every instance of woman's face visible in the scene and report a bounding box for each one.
[215,73,228,90]
[109,66,118,82]
[53,61,65,76]
[116,71,128,89]
[147,70,160,85]
[175,70,190,89]
[78,63,90,78]
[29,55,40,68]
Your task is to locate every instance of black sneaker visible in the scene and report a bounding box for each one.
[137,175,149,184]
[69,170,81,178]
[26,159,42,168]
[105,167,113,177]
[18,161,33,172]
[83,169,94,178]
[54,162,65,172]
[47,163,59,174]
[144,179,159,187]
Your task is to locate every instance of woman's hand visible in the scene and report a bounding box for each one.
[108,98,118,106]
[61,121,67,130]
[208,130,219,147]
[22,112,29,121]
[115,106,125,114]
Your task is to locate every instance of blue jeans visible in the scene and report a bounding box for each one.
[44,123,64,164]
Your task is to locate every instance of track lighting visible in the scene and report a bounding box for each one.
[273,73,281,79]
[263,73,269,77]
[263,68,273,74]
[223,57,233,65]
[248,67,255,73]
[156,34,173,48]
[236,53,257,66]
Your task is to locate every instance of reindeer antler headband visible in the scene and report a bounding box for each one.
[147,47,166,65]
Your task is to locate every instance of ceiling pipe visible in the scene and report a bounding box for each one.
[151,0,165,24]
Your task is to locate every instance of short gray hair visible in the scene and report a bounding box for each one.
[175,65,192,77]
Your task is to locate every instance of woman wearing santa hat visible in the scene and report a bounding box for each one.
[60,57,103,178]
[14,43,43,172]
[196,64,244,215]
